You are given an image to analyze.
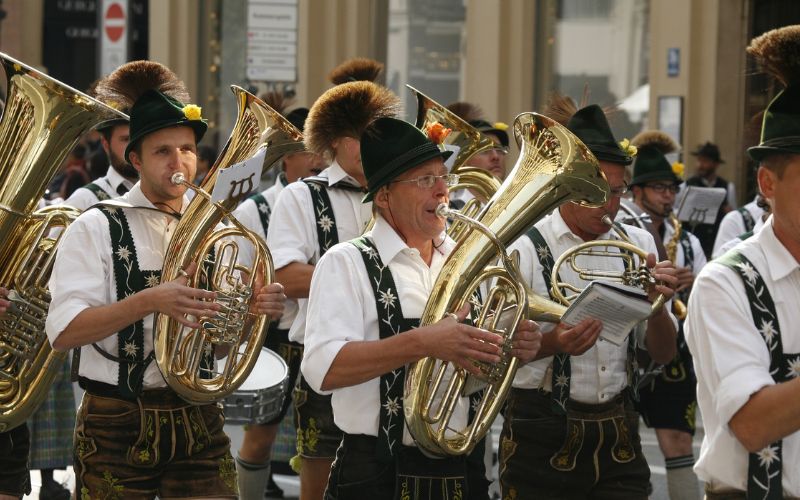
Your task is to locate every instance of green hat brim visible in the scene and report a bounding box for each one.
[630,171,681,186]
[362,144,452,202]
[590,144,633,165]
[124,119,208,162]
[747,143,800,162]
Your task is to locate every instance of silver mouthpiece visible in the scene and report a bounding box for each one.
[435,203,452,218]
[601,214,614,226]
[171,172,186,185]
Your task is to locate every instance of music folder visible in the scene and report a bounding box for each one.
[674,185,727,225]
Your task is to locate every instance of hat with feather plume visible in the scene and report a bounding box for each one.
[630,130,681,185]
[98,61,206,162]
[747,25,800,161]
[305,81,401,160]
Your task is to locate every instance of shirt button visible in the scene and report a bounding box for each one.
[600,393,606,399]
[601,366,606,372]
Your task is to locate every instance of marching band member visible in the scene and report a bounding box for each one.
[685,25,800,499]
[0,287,31,500]
[232,92,326,499]
[265,58,398,499]
[301,116,541,499]
[712,194,768,259]
[46,66,285,499]
[501,101,678,499]
[629,131,705,500]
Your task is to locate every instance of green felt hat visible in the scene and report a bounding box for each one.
[360,117,452,202]
[630,145,680,186]
[124,90,208,161]
[748,85,800,162]
[566,105,632,165]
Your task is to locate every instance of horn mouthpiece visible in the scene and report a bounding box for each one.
[171,172,186,185]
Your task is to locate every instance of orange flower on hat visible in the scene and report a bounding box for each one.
[425,121,452,145]
[182,104,202,121]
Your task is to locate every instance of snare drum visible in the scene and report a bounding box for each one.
[223,347,289,425]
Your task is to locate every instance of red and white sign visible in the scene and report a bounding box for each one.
[100,0,128,75]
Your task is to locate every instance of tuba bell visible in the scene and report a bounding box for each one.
[0,53,127,431]
[407,85,501,240]
[154,85,304,404]
[404,112,609,456]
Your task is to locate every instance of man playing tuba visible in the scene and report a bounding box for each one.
[501,102,679,499]
[45,66,285,500]
[301,116,541,500]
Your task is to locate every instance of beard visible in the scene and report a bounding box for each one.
[110,149,138,179]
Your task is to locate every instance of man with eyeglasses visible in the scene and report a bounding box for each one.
[300,117,542,499]
[629,131,706,500]
[501,103,679,499]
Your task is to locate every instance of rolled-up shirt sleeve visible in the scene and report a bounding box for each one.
[685,263,775,430]
[301,243,369,393]
[46,210,113,346]
[267,184,316,269]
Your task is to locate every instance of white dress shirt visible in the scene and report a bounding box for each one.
[266,161,372,344]
[63,166,136,211]
[233,176,298,330]
[685,217,799,495]
[712,197,766,258]
[508,208,664,404]
[301,216,470,445]
[46,183,187,388]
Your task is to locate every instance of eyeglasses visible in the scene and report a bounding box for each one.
[645,183,680,194]
[609,183,630,197]
[391,173,460,189]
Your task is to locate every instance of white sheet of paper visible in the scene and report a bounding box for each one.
[674,185,727,225]
[561,281,651,346]
[211,148,266,203]
[443,144,461,171]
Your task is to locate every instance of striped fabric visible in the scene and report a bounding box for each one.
[28,358,76,469]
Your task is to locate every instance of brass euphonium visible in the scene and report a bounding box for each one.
[0,53,127,431]
[154,85,304,404]
[407,85,501,240]
[404,112,609,456]
[549,214,667,314]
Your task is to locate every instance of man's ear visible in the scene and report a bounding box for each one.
[373,185,390,209]
[128,150,143,174]
[757,166,775,201]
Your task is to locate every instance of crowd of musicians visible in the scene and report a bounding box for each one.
[1,23,799,500]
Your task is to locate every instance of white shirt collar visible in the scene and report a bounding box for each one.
[552,207,618,243]
[123,182,189,213]
[756,216,800,282]
[105,166,135,191]
[325,160,362,188]
[369,215,453,265]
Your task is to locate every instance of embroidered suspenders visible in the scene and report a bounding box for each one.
[98,206,161,398]
[303,178,340,256]
[738,207,756,233]
[718,251,799,500]
[526,225,640,414]
[248,192,272,237]
[83,182,112,201]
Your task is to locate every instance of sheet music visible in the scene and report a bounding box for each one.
[674,185,727,225]
[561,281,651,346]
[211,148,266,203]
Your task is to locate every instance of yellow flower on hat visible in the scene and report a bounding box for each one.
[182,104,202,121]
[672,161,685,179]
[619,138,638,157]
[493,121,509,131]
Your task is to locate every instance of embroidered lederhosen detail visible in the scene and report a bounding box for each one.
[84,182,112,201]
[718,251,799,500]
[526,225,638,470]
[248,192,272,237]
[738,206,756,233]
[98,206,161,398]
[352,237,419,459]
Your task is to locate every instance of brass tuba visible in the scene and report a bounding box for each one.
[0,53,127,431]
[404,112,609,456]
[154,85,304,404]
[407,85,501,240]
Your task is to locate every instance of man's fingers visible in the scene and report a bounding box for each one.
[454,303,471,322]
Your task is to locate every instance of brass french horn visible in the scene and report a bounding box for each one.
[0,53,127,431]
[154,85,304,404]
[549,214,667,314]
[404,112,609,456]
